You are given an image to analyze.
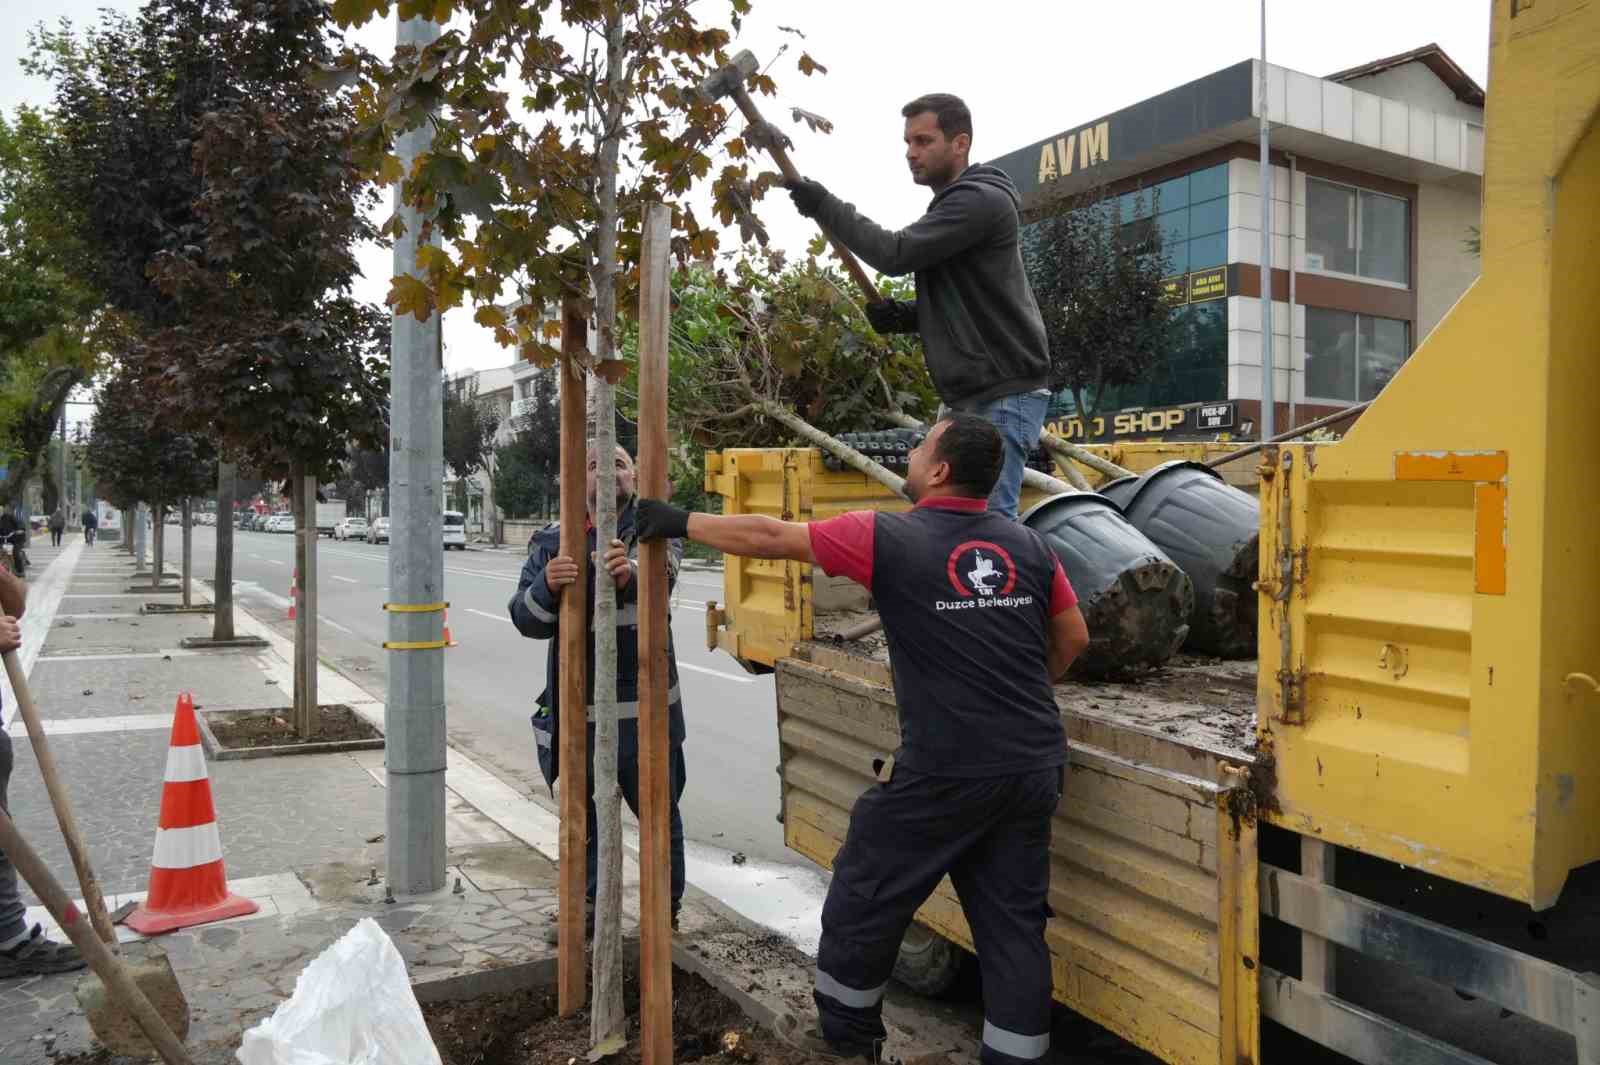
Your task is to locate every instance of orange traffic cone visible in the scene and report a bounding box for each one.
[443,608,456,648]
[287,568,298,621]
[125,694,259,935]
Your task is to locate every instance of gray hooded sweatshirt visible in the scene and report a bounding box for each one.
[812,163,1050,407]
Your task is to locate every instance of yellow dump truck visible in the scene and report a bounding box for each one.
[701,4,1600,1063]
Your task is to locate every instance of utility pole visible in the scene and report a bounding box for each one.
[1258,0,1276,441]
[385,10,447,897]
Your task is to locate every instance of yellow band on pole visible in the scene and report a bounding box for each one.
[383,639,450,650]
[382,601,448,614]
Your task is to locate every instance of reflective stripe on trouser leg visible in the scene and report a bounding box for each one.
[814,967,886,1010]
[982,1021,1049,1061]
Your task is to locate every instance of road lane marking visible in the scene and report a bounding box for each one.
[676,661,757,684]
[264,559,286,566]
[322,617,355,635]
[332,576,359,583]
[466,608,512,624]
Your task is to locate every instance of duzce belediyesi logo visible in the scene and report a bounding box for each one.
[937,541,1034,612]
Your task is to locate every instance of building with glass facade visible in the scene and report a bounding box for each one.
[992,45,1484,440]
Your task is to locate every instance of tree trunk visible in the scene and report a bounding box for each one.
[292,463,319,739]
[181,497,193,608]
[213,463,236,641]
[756,402,911,500]
[152,501,165,587]
[588,12,629,1054]
[885,410,1086,493]
[1038,429,1133,482]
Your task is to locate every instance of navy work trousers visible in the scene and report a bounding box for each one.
[814,764,1062,1065]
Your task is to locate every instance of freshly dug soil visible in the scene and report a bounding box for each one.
[425,967,821,1065]
[207,704,380,749]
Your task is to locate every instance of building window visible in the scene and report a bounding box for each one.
[1305,177,1409,285]
[1305,308,1410,402]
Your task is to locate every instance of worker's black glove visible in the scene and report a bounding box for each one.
[635,498,691,542]
[784,177,829,219]
[864,301,904,335]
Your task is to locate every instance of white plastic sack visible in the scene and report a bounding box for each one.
[236,917,442,1065]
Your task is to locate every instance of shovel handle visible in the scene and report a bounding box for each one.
[1,633,118,946]
[0,808,193,1065]
[728,85,884,304]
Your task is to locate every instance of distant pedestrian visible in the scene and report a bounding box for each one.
[509,443,690,942]
[48,509,64,548]
[0,563,87,978]
[81,509,97,547]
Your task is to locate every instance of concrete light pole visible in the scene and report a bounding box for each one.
[385,11,447,896]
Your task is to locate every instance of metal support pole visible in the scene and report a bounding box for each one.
[385,11,447,897]
[1258,0,1276,442]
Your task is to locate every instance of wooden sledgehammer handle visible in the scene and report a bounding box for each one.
[1,627,117,946]
[0,809,193,1065]
[725,88,884,304]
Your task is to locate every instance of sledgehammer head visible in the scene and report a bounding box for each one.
[697,49,759,103]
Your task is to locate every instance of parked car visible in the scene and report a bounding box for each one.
[368,516,390,544]
[335,516,368,541]
[442,510,467,550]
[266,514,291,533]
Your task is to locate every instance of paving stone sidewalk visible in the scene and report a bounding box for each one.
[1,540,566,1064]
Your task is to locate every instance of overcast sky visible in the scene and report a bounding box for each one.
[4,0,1491,386]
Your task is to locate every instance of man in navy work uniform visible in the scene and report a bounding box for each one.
[636,414,1090,1063]
[784,94,1052,520]
[509,443,688,941]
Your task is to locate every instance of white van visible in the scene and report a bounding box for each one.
[442,510,467,550]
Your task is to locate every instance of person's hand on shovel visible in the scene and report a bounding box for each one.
[0,614,19,653]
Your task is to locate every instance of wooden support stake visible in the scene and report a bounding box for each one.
[635,203,674,1065]
[557,297,591,1016]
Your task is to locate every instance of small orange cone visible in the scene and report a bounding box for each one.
[126,694,259,935]
[287,568,298,621]
[443,608,456,648]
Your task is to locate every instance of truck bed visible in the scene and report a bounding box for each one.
[809,609,1258,768]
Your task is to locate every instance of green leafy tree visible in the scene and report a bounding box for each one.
[492,367,560,520]
[0,109,104,503]
[36,1,388,726]
[442,373,501,512]
[85,366,217,583]
[1024,183,1180,420]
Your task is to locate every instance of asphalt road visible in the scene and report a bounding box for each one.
[177,523,792,870]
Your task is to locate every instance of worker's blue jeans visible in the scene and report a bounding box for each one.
[0,730,25,945]
[948,390,1051,520]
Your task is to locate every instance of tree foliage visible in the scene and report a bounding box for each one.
[86,367,217,511]
[334,0,825,361]
[1024,183,1180,419]
[0,109,104,496]
[32,0,389,480]
[621,261,937,452]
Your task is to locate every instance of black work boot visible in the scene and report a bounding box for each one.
[542,904,594,947]
[773,1012,884,1062]
[0,925,87,978]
